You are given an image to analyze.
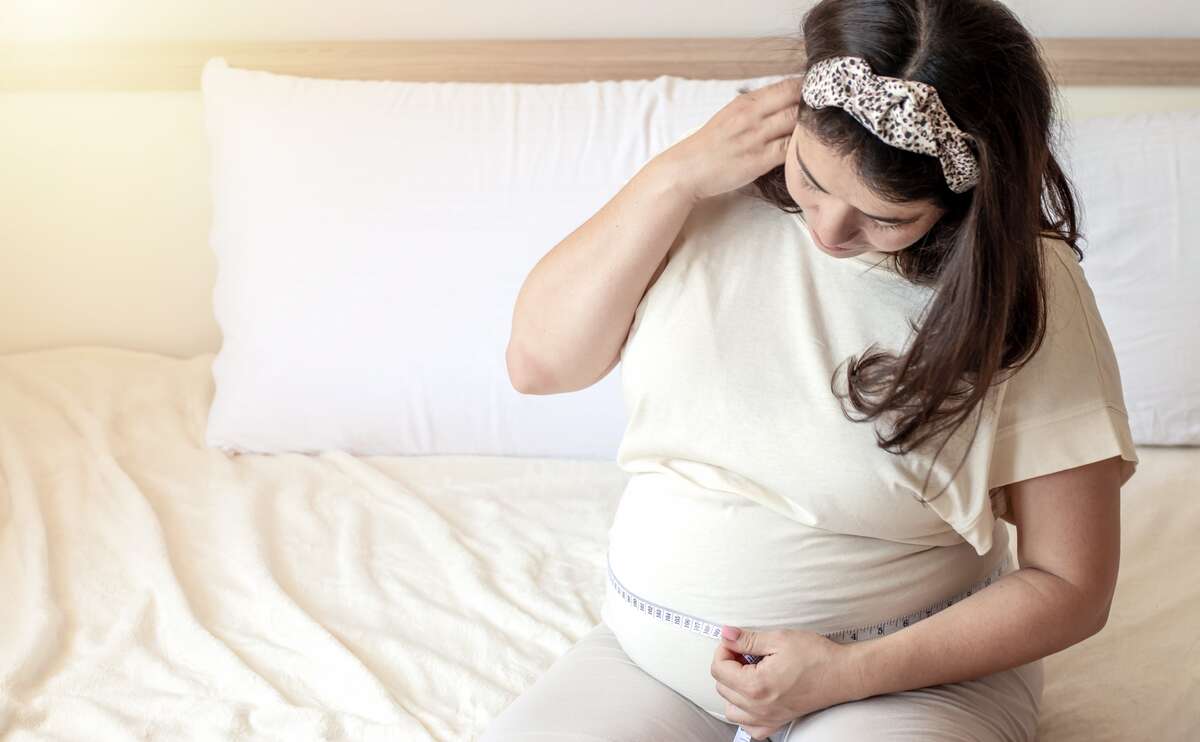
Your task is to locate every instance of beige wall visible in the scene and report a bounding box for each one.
[2,91,216,357]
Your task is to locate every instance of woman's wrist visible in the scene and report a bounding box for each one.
[837,640,873,703]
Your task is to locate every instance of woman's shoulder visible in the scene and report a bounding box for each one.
[666,186,787,260]
[683,185,798,238]
[996,233,1126,423]
[1035,234,1102,329]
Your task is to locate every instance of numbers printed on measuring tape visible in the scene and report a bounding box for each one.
[607,551,1011,645]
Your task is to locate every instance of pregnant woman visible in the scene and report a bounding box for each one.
[486,0,1139,740]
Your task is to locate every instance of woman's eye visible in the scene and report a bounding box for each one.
[797,173,910,232]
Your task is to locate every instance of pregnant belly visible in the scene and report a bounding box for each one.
[602,472,1012,719]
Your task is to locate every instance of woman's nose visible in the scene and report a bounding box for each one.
[813,206,859,247]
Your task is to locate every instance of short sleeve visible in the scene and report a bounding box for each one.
[987,238,1140,494]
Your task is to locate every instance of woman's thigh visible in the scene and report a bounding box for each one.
[778,657,1044,742]
[477,621,741,742]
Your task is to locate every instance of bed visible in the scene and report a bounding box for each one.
[2,346,1198,741]
[2,37,1199,742]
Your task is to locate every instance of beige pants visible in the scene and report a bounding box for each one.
[478,620,1044,742]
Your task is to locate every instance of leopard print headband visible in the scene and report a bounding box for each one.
[801,55,981,194]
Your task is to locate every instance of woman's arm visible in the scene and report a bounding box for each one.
[842,454,1124,700]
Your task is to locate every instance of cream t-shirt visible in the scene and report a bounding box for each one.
[603,184,1139,637]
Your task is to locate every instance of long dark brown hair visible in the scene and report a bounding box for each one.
[744,0,1083,503]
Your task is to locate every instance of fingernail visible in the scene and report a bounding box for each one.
[721,625,741,640]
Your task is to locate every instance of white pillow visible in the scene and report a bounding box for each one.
[200,57,787,457]
[1061,110,1200,445]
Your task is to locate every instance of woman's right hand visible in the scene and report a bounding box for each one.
[658,76,805,203]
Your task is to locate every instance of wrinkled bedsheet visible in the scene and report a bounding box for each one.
[0,346,1196,741]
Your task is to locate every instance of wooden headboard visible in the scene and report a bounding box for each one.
[2,37,1199,90]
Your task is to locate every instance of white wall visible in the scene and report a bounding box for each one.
[1,0,1198,41]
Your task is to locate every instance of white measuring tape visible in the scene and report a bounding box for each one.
[607,551,1012,742]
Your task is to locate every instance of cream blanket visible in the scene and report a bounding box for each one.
[0,347,1195,740]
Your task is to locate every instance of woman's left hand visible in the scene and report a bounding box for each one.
[710,624,861,740]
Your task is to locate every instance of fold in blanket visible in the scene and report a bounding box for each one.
[0,347,628,741]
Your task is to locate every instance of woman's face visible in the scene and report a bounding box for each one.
[785,122,946,259]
